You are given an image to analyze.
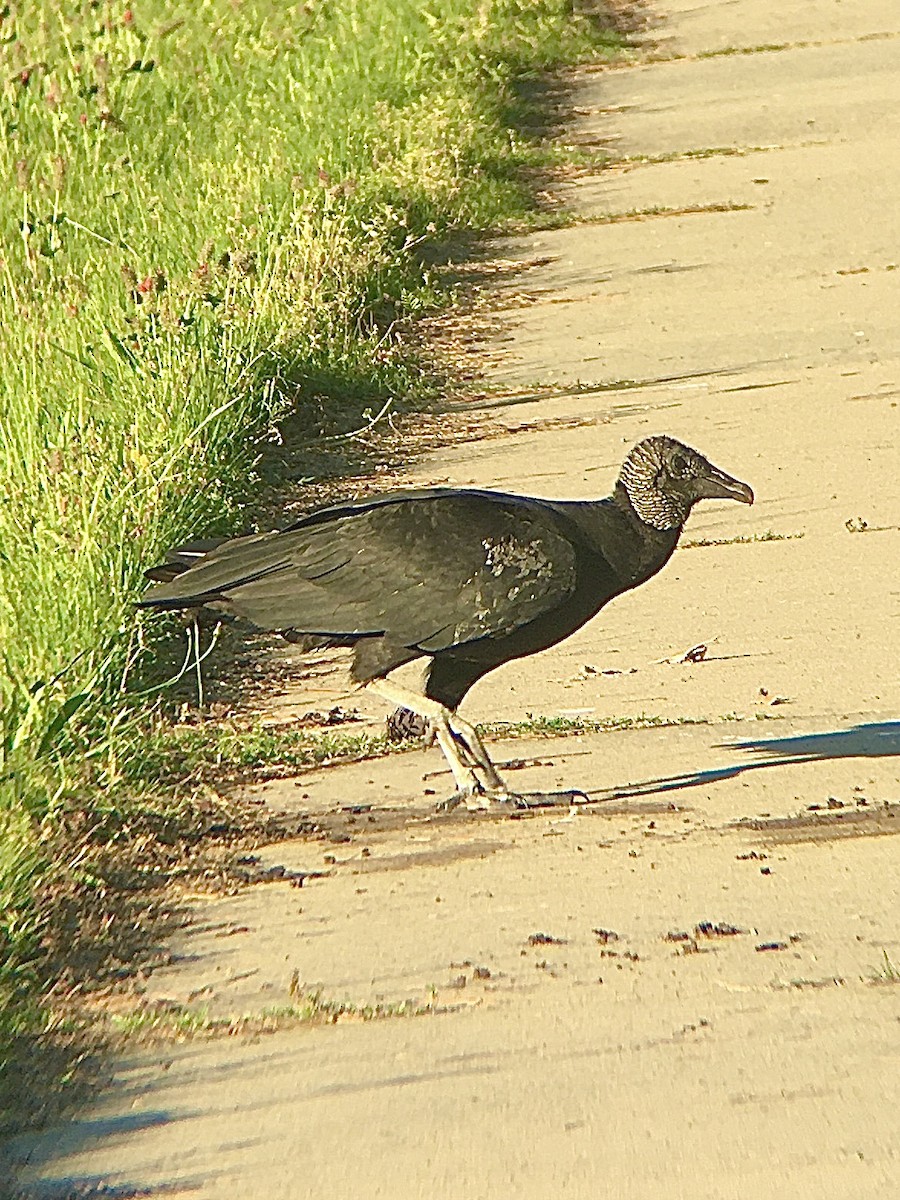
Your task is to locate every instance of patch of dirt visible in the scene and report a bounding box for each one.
[738,802,900,845]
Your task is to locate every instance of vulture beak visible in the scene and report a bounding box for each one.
[699,462,754,506]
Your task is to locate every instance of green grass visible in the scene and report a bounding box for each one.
[580,201,753,224]
[617,145,780,165]
[484,712,709,737]
[0,0,624,1105]
[681,530,805,549]
[871,951,900,984]
[530,199,754,232]
[696,42,794,59]
[125,708,729,792]
[129,713,399,782]
[110,988,437,1043]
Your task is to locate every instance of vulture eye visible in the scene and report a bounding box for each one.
[670,453,689,477]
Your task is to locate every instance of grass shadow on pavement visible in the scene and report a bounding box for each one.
[10,1182,198,1200]
[4,1108,200,1199]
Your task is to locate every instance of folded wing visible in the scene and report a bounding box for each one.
[140,491,581,654]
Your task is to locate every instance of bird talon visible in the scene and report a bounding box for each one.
[507,789,590,810]
[435,786,491,813]
[465,794,494,812]
[491,791,530,809]
[471,790,532,811]
[436,787,590,814]
[435,791,464,812]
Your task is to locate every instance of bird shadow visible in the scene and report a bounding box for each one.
[611,721,900,801]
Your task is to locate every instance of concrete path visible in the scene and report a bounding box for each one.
[7,2,900,1196]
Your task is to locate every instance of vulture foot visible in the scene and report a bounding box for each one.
[437,786,589,813]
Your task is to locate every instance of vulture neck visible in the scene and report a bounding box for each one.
[603,482,684,579]
[563,489,682,592]
[612,480,685,536]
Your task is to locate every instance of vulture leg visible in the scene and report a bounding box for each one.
[368,679,510,809]
[367,680,587,811]
[445,713,505,791]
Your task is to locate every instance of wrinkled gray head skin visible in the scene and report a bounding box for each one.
[618,435,754,531]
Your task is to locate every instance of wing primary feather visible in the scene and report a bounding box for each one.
[304,557,353,582]
[139,560,291,607]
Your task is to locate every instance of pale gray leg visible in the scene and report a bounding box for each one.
[445,713,505,791]
[367,679,589,812]
[368,679,502,809]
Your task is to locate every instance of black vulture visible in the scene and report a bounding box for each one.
[139,435,753,808]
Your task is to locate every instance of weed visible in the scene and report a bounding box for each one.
[579,201,753,224]
[130,714,400,784]
[528,199,752,231]
[106,711,693,786]
[110,990,437,1044]
[617,145,779,166]
[697,42,794,59]
[681,531,805,549]
[871,950,900,984]
[482,713,708,739]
